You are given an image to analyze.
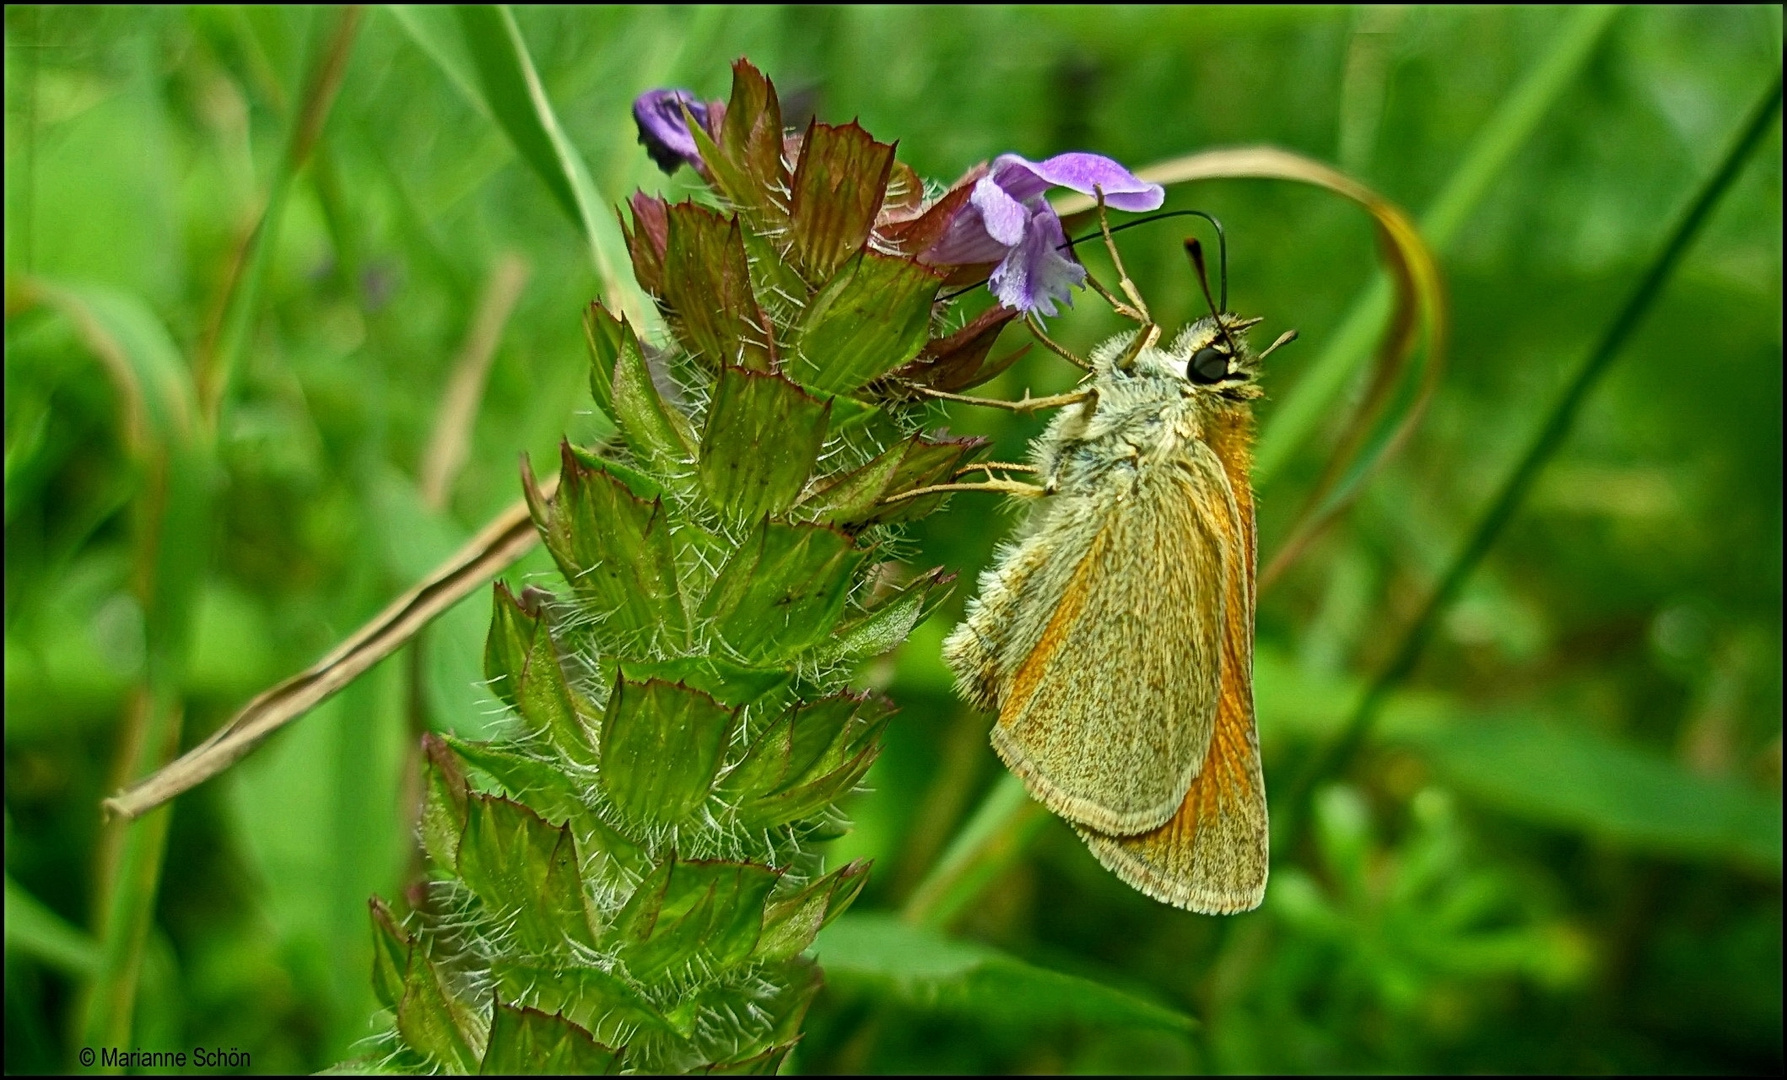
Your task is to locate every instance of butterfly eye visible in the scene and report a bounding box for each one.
[1188,346,1229,384]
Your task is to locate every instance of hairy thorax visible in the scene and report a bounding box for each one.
[1037,342,1225,501]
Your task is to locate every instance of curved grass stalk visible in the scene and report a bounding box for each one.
[1278,68,1784,845]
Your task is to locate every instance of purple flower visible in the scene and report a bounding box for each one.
[924,152,1164,317]
[633,89,711,174]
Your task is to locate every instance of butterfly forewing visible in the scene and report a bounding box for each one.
[1078,420,1267,913]
[990,444,1236,837]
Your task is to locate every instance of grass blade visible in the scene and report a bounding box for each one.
[381,4,491,119]
[1282,69,1785,843]
[419,252,531,509]
[817,913,1194,1032]
[103,476,558,822]
[446,5,651,329]
[900,772,1046,929]
[194,4,364,421]
[21,281,212,1054]
[5,875,100,979]
[1250,4,1621,488]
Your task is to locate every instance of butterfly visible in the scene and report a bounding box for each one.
[942,237,1292,913]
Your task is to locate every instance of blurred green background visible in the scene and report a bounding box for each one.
[4,5,1780,1074]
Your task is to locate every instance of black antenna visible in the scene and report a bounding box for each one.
[1184,237,1242,360]
[1174,210,1227,312]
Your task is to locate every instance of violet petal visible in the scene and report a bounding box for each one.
[987,154,1054,203]
[989,206,1085,317]
[632,89,708,174]
[970,175,1031,247]
[997,151,1165,212]
[922,202,1009,265]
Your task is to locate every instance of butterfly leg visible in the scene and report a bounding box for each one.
[1026,314,1092,370]
[953,462,1040,479]
[912,386,1094,413]
[877,478,1044,506]
[1076,188,1154,329]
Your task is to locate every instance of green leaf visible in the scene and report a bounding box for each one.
[698,520,867,662]
[526,446,687,648]
[609,334,697,476]
[456,795,598,953]
[691,1045,795,1076]
[684,959,820,1071]
[616,657,791,709]
[661,203,776,371]
[368,897,411,1012]
[420,734,471,871]
[815,913,1195,1032]
[787,120,896,283]
[564,442,665,502]
[1410,721,1784,872]
[825,395,900,442]
[511,612,598,765]
[795,433,987,528]
[480,1003,621,1075]
[316,1056,414,1076]
[440,735,648,879]
[791,443,903,526]
[613,856,781,983]
[492,960,677,1046]
[599,678,737,829]
[698,367,831,527]
[689,59,789,231]
[582,300,631,423]
[859,434,989,525]
[448,5,645,325]
[788,251,944,395]
[724,693,890,831]
[755,861,870,964]
[738,223,814,326]
[397,949,484,1074]
[721,691,883,802]
[736,744,880,833]
[482,582,539,712]
[814,567,952,665]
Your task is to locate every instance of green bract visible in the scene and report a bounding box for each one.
[366,60,1003,1073]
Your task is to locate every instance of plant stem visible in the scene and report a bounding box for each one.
[900,772,1047,928]
[1279,69,1785,844]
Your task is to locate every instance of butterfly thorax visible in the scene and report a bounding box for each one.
[1034,318,1262,497]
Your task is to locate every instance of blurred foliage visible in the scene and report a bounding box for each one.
[4,4,1780,1075]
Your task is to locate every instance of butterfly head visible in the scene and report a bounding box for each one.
[1172,314,1266,394]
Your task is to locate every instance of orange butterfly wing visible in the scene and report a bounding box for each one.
[991,451,1229,837]
[1077,407,1268,913]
